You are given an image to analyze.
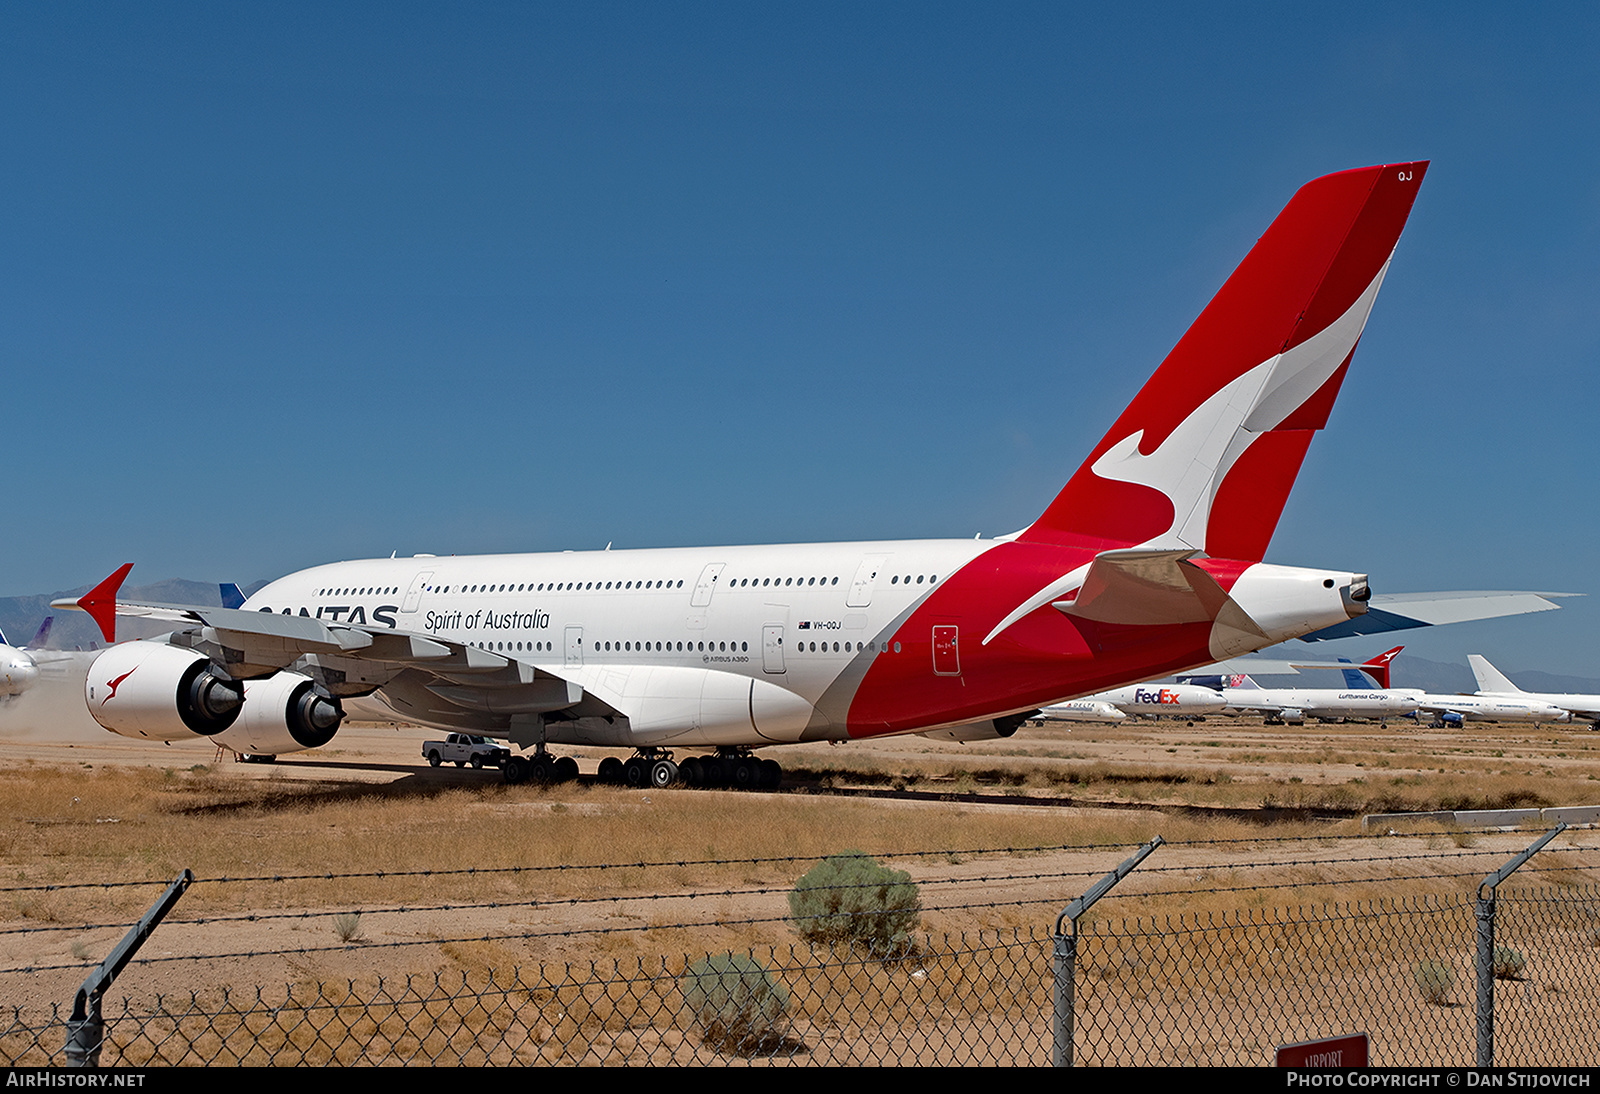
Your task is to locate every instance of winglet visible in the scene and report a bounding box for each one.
[78,564,134,644]
[219,582,247,610]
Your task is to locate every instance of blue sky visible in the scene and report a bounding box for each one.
[3,4,1597,674]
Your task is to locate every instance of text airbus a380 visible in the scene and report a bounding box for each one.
[62,162,1435,788]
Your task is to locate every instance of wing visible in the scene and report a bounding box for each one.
[51,573,616,737]
[52,568,815,746]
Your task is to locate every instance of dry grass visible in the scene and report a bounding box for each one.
[4,715,1600,1028]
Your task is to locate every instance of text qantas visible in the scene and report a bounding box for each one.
[257,604,552,635]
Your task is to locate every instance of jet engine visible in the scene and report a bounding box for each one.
[84,640,343,752]
[918,712,1034,742]
[85,641,243,740]
[211,671,345,756]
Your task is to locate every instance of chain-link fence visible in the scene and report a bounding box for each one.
[3,931,1052,1065]
[7,844,1600,1065]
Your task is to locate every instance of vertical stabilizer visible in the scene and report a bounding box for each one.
[26,618,52,649]
[1348,645,1403,689]
[1022,162,1428,560]
[1337,658,1370,691]
[1468,654,1522,695]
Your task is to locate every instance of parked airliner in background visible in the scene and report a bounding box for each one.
[0,627,41,698]
[1038,683,1226,724]
[1189,647,1426,724]
[0,619,54,699]
[1414,691,1570,727]
[1028,699,1126,725]
[1467,655,1600,730]
[49,160,1553,787]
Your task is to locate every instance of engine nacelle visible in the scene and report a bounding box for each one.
[918,712,1032,742]
[211,672,345,756]
[84,642,344,754]
[85,641,244,741]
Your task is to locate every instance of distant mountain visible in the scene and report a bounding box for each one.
[1385,655,1479,695]
[0,578,269,650]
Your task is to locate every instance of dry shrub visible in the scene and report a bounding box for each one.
[679,953,789,1055]
[789,851,920,956]
[1413,959,1455,1005]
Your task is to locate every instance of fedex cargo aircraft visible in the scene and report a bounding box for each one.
[60,162,1435,788]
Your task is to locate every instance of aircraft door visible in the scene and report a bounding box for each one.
[400,571,433,614]
[932,625,960,676]
[565,626,584,668]
[691,563,725,607]
[847,555,889,608]
[762,624,786,674]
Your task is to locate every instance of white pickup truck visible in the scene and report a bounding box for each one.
[422,734,512,769]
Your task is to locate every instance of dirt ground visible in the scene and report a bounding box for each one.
[5,715,1599,1021]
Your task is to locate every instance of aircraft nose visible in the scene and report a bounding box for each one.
[5,656,38,693]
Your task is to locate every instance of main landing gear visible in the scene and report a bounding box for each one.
[502,749,579,785]
[596,748,783,790]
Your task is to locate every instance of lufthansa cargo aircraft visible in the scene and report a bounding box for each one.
[60,162,1442,788]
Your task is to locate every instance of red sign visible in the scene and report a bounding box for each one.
[1276,1032,1368,1067]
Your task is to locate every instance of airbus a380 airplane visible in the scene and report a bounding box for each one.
[58,161,1482,787]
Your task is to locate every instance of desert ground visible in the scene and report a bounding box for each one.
[5,711,1600,1020]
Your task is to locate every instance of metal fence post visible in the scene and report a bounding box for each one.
[63,870,193,1067]
[1473,825,1564,1068]
[1052,836,1163,1067]
[1052,930,1076,1067]
[1474,888,1494,1068]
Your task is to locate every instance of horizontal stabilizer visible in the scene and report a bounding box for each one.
[1299,591,1572,642]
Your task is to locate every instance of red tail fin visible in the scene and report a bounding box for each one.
[1361,645,1405,690]
[1023,162,1428,560]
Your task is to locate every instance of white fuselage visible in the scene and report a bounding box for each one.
[1470,690,1600,721]
[1035,700,1127,723]
[1086,684,1227,718]
[1415,693,1572,724]
[244,539,999,744]
[1222,686,1425,721]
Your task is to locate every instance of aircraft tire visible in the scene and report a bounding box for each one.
[650,759,679,788]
